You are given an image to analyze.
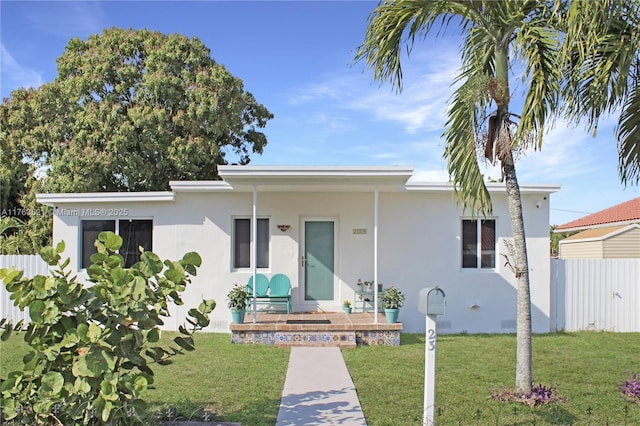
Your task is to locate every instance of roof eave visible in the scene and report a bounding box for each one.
[36,192,175,206]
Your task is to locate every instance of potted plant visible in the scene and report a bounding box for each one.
[363,280,373,292]
[380,285,405,323]
[343,299,352,314]
[227,284,248,324]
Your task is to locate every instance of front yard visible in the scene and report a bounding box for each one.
[1,332,639,424]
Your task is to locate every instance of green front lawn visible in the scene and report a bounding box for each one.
[1,332,639,425]
[343,332,640,425]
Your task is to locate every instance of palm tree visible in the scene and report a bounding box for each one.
[561,0,640,186]
[356,0,564,394]
[357,0,640,394]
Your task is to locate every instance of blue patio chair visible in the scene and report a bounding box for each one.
[246,273,269,307]
[267,273,292,314]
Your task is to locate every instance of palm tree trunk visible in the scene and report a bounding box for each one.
[503,158,533,394]
[494,44,532,395]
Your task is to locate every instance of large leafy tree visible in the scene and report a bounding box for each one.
[356,0,639,394]
[2,28,273,194]
[1,28,273,253]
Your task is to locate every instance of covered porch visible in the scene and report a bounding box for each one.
[229,311,403,347]
[212,165,415,326]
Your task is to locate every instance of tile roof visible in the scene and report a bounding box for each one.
[556,197,640,231]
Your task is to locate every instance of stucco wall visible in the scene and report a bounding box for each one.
[48,188,553,334]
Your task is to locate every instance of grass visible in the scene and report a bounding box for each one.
[0,333,290,425]
[2,332,639,425]
[343,332,640,425]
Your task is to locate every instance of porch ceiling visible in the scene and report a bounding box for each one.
[214,165,415,192]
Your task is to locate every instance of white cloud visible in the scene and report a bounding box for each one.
[0,44,44,92]
[25,1,105,38]
[515,117,619,183]
[286,44,462,135]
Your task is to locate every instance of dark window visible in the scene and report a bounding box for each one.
[82,220,115,268]
[119,220,153,267]
[462,220,478,268]
[234,218,269,269]
[480,220,496,268]
[81,219,152,268]
[462,219,496,269]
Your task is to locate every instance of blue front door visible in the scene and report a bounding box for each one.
[304,220,335,301]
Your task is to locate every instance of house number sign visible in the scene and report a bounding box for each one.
[418,287,446,426]
[352,228,367,235]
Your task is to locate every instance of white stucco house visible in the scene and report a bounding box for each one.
[36,165,560,334]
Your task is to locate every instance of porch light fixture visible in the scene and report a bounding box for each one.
[277,224,291,232]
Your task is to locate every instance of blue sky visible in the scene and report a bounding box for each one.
[2,1,638,226]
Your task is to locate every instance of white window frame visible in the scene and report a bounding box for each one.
[232,217,270,270]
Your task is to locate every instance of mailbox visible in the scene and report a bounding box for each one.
[418,286,446,316]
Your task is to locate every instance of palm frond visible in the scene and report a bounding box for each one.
[355,0,481,90]
[443,77,492,216]
[561,0,639,129]
[617,79,640,185]
[513,22,561,150]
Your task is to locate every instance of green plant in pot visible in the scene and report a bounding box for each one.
[343,298,352,314]
[227,284,248,324]
[381,285,405,323]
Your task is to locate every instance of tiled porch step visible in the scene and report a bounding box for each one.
[275,340,357,349]
[229,312,402,346]
[274,330,357,348]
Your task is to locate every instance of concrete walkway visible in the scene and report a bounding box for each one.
[276,347,367,426]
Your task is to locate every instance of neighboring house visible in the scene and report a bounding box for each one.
[36,165,559,334]
[556,197,640,259]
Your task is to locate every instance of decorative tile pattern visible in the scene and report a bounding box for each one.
[229,312,402,346]
[230,330,399,346]
[356,330,401,346]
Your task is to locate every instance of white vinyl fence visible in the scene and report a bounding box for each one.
[551,258,640,332]
[0,255,50,324]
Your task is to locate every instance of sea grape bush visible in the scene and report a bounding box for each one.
[491,383,566,407]
[0,231,215,424]
[619,372,640,404]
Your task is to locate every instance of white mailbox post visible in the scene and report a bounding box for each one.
[418,287,446,426]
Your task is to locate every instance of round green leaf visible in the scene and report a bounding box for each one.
[146,327,160,343]
[29,300,45,323]
[140,251,163,275]
[40,371,64,396]
[100,379,118,401]
[39,246,61,265]
[98,231,123,251]
[164,267,184,284]
[90,252,107,264]
[182,251,202,267]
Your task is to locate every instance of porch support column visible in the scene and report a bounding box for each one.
[374,187,379,324]
[252,186,257,324]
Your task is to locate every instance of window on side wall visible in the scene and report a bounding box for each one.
[234,218,269,269]
[461,219,495,269]
[81,219,153,269]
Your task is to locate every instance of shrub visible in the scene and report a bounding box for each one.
[619,372,640,404]
[0,231,215,424]
[491,384,566,407]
